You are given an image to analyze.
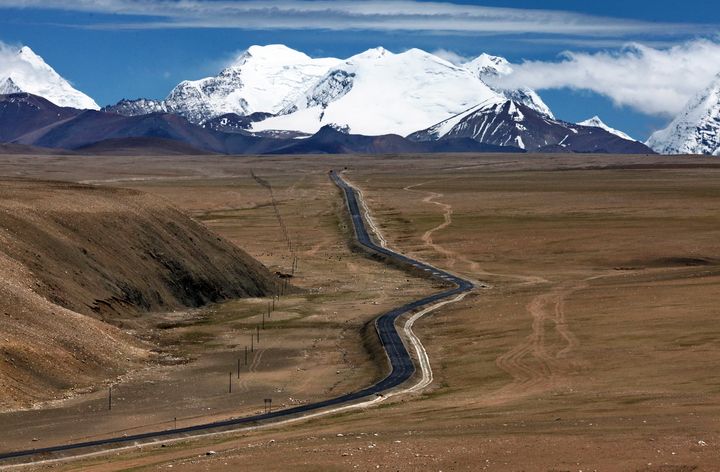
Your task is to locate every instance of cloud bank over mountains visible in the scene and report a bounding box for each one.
[491,39,720,117]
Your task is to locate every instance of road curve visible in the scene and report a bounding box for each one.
[0,170,474,464]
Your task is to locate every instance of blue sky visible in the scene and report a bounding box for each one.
[1,0,719,139]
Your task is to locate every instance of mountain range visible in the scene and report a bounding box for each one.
[12,44,720,155]
[1,92,526,155]
[105,45,556,137]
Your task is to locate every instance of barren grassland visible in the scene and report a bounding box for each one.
[1,152,720,471]
[0,156,437,457]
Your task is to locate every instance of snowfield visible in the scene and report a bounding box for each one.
[251,47,504,136]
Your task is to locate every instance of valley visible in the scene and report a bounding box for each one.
[0,151,719,470]
[2,1,720,470]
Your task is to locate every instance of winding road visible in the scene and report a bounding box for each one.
[0,171,474,465]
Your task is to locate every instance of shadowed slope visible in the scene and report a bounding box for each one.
[0,180,278,409]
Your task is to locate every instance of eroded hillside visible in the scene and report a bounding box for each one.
[0,180,278,410]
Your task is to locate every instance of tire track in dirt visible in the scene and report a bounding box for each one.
[492,278,590,398]
[396,180,577,402]
[404,184,459,269]
[402,182,546,286]
[249,349,265,374]
[237,349,266,393]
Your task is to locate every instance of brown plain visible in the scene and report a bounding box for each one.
[1,152,719,471]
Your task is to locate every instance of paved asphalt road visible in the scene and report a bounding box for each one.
[0,170,474,463]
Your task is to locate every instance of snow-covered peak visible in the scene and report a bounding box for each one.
[252,46,504,136]
[464,53,512,78]
[0,46,99,109]
[578,116,635,142]
[17,46,47,68]
[502,87,554,119]
[164,45,340,123]
[408,99,654,154]
[647,74,720,155]
[461,53,553,118]
[348,46,394,62]
[233,44,315,66]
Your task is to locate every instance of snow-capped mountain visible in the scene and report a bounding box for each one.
[464,53,513,79]
[251,47,505,136]
[104,45,556,136]
[0,46,99,110]
[0,91,522,155]
[408,99,653,154]
[578,116,636,142]
[646,74,720,156]
[164,45,341,124]
[462,53,554,119]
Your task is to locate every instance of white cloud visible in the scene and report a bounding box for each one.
[492,39,720,117]
[430,49,470,65]
[0,40,40,85]
[1,0,711,37]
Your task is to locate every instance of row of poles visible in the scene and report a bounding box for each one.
[108,172,298,422]
[109,292,286,415]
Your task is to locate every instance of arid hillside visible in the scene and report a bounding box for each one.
[0,180,278,410]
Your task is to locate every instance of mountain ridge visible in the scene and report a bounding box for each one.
[103,45,558,136]
[409,99,654,154]
[0,46,99,110]
[646,74,720,156]
[3,92,534,155]
[578,116,636,142]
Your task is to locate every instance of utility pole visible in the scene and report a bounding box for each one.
[237,358,241,379]
[229,372,232,394]
[262,312,265,329]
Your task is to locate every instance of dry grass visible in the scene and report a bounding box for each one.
[2,152,720,470]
